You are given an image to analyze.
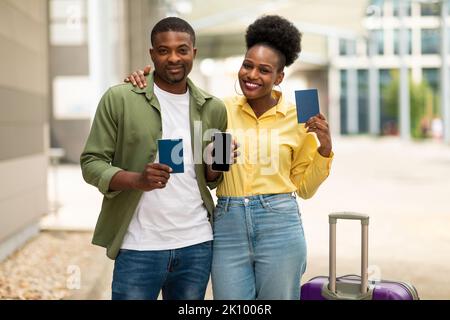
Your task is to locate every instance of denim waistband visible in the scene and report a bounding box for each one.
[217,193,296,211]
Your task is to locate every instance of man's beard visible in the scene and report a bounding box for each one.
[165,66,186,83]
[166,75,185,83]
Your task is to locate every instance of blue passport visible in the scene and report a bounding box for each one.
[295,89,320,123]
[158,139,184,173]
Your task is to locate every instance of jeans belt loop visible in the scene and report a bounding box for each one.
[224,197,230,212]
[259,194,269,209]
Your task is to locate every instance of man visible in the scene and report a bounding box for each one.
[80,17,228,300]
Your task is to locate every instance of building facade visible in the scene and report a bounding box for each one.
[0,0,49,261]
[335,0,449,140]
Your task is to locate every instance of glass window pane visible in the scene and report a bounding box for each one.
[421,3,440,16]
[339,39,347,55]
[422,68,440,93]
[421,29,440,54]
[371,30,384,55]
[394,29,412,55]
[339,39,356,56]
[380,69,397,135]
[357,70,369,133]
[448,27,450,49]
[368,0,384,16]
[422,68,440,119]
[340,70,348,134]
[393,0,411,16]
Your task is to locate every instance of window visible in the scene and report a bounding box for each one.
[422,68,440,93]
[367,0,384,16]
[379,69,397,135]
[358,70,369,133]
[421,2,440,16]
[422,68,440,118]
[393,0,412,17]
[340,70,348,134]
[50,0,87,46]
[339,39,347,55]
[421,29,440,54]
[394,29,412,55]
[339,39,356,56]
[370,30,384,55]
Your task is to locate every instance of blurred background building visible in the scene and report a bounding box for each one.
[0,1,50,261]
[338,0,449,139]
[1,0,450,263]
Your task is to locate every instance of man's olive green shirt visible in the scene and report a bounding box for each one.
[80,74,227,260]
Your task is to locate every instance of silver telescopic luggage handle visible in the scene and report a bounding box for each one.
[328,212,370,295]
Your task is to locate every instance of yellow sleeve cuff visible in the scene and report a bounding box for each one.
[314,150,334,171]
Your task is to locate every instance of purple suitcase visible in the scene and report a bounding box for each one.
[300,212,419,300]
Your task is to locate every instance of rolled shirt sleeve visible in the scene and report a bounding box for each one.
[80,89,123,199]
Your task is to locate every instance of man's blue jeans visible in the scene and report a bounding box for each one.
[112,241,212,300]
[211,193,307,300]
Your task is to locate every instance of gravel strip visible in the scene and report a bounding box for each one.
[0,231,101,300]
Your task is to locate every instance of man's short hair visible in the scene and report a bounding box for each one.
[151,17,196,46]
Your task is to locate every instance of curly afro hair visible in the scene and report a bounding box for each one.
[245,15,302,68]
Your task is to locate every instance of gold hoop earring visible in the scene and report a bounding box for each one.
[234,79,243,96]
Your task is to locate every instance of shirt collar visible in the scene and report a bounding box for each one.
[237,90,288,118]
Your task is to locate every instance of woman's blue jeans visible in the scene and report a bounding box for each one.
[211,193,307,300]
[112,241,212,300]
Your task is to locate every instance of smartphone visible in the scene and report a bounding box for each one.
[212,132,232,172]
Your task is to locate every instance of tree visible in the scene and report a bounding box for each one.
[381,70,436,139]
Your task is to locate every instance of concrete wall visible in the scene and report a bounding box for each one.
[0,0,49,261]
[126,0,166,71]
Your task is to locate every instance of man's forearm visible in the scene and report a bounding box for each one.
[109,170,140,191]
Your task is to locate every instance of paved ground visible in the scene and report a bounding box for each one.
[301,136,450,300]
[38,136,450,299]
[0,231,107,300]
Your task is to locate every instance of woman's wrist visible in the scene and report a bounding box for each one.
[318,146,332,158]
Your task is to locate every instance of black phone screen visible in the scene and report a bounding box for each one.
[212,132,232,172]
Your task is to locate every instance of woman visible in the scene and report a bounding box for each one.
[126,15,333,300]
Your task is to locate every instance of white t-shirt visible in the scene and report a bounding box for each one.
[121,84,213,250]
